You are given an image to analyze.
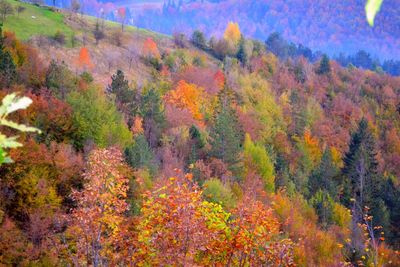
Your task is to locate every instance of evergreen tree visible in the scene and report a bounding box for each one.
[209,86,243,177]
[236,36,248,66]
[191,30,207,50]
[0,24,16,88]
[317,54,331,75]
[107,70,137,115]
[308,148,339,198]
[125,134,158,175]
[139,87,165,148]
[188,125,205,165]
[342,118,384,223]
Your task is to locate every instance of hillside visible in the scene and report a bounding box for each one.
[0,1,399,266]
[65,0,400,61]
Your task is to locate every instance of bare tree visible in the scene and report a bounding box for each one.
[0,0,13,22]
[16,6,25,16]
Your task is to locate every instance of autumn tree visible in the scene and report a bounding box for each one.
[142,38,160,59]
[117,7,126,31]
[223,22,241,46]
[166,80,205,120]
[77,47,93,70]
[68,147,130,266]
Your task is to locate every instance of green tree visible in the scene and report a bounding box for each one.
[308,148,339,198]
[342,118,385,225]
[209,86,243,177]
[107,70,136,115]
[317,54,331,75]
[45,60,77,99]
[243,134,275,192]
[125,134,157,175]
[188,125,206,165]
[236,36,249,66]
[0,24,16,88]
[191,30,207,50]
[139,87,165,148]
[67,86,132,149]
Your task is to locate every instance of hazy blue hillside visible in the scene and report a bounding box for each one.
[47,0,400,60]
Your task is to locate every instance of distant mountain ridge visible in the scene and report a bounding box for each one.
[84,0,400,60]
[46,0,400,60]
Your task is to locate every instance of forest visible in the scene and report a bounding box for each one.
[0,0,399,266]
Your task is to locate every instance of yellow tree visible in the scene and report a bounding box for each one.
[68,147,130,266]
[223,22,241,46]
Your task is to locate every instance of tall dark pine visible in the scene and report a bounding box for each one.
[342,118,382,221]
[139,88,165,148]
[209,86,243,177]
[317,54,331,75]
[0,24,16,88]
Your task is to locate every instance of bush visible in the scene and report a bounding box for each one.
[54,31,66,45]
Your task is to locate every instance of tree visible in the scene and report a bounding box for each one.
[0,25,16,87]
[67,85,132,149]
[117,7,126,31]
[16,6,25,16]
[243,134,275,192]
[142,38,160,59]
[106,69,136,112]
[93,20,105,45]
[69,147,130,266]
[191,30,207,50]
[166,80,205,120]
[45,60,76,99]
[308,148,339,198]
[236,36,249,66]
[317,54,331,75]
[0,0,13,22]
[77,47,93,70]
[209,86,244,177]
[223,21,241,46]
[139,87,165,148]
[124,134,157,175]
[70,0,80,14]
[342,118,386,228]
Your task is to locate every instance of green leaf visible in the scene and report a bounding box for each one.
[365,0,383,26]
[0,119,41,133]
[6,96,33,114]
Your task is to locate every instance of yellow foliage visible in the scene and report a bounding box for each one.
[166,80,206,120]
[223,22,241,45]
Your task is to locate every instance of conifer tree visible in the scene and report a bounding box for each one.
[342,118,384,223]
[0,24,16,88]
[209,86,243,177]
[317,54,331,75]
[308,148,339,198]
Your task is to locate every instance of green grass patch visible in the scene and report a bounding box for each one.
[2,0,73,41]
